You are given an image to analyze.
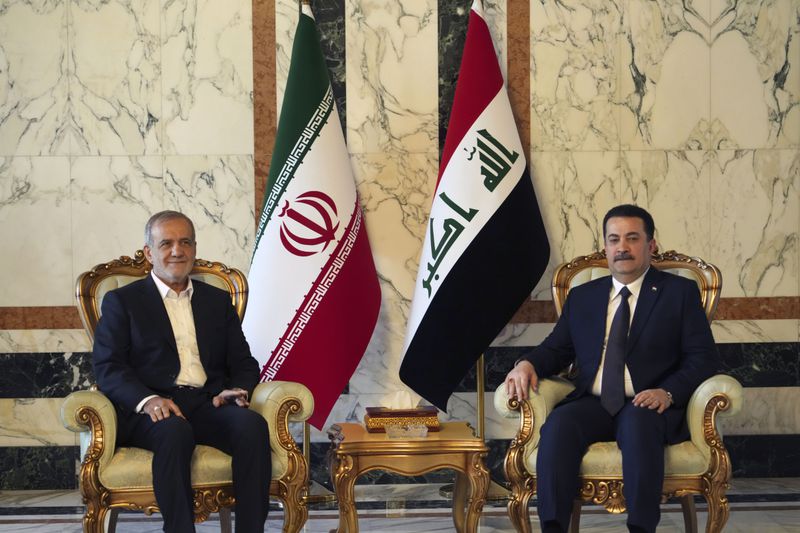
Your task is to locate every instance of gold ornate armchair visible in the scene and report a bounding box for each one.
[61,251,314,533]
[494,250,743,533]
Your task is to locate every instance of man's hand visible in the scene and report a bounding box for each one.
[505,360,539,401]
[143,397,184,422]
[212,388,250,408]
[633,388,672,414]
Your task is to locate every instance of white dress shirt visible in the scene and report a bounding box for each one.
[590,268,649,398]
[135,273,207,413]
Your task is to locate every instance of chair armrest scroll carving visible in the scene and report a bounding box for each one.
[61,390,118,475]
[686,374,743,462]
[250,381,314,458]
[494,377,575,450]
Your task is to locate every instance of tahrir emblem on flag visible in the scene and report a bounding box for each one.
[423,128,519,297]
[278,190,340,257]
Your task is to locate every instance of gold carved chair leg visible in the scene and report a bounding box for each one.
[704,480,731,533]
[278,478,309,533]
[504,397,535,533]
[271,397,310,533]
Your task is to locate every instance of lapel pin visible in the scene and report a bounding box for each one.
[651,286,657,292]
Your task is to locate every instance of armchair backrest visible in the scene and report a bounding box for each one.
[551,250,722,323]
[76,250,248,342]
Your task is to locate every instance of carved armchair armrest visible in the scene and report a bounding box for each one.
[494,376,575,450]
[250,381,314,457]
[61,389,119,471]
[685,374,743,461]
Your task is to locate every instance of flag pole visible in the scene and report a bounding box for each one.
[477,354,486,440]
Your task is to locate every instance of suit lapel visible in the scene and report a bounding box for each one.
[626,268,664,354]
[142,276,178,354]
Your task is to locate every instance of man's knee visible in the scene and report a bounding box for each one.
[540,409,584,445]
[616,407,665,450]
[231,409,269,444]
[154,416,195,454]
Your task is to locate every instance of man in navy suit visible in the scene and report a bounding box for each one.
[505,204,719,533]
[93,211,270,533]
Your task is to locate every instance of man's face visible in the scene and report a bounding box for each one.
[143,218,196,291]
[604,216,657,284]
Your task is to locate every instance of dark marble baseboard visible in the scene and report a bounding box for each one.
[727,435,800,478]
[0,352,93,398]
[0,447,79,490]
[5,435,796,491]
[3,342,795,399]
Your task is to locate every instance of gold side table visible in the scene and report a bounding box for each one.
[328,421,490,533]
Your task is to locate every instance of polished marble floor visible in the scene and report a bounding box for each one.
[1,479,798,532]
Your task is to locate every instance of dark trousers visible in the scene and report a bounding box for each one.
[536,395,666,533]
[118,387,271,533]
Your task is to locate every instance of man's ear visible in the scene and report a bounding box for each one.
[143,244,152,262]
[649,238,658,254]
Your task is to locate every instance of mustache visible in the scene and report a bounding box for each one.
[614,252,633,261]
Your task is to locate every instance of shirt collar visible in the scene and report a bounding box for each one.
[151,271,193,300]
[611,267,649,300]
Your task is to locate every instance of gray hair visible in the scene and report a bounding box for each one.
[144,211,196,246]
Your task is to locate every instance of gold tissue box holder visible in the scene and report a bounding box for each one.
[363,406,440,433]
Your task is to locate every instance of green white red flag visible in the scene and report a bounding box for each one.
[243,4,381,429]
[399,0,549,410]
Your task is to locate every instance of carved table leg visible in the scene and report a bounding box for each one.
[331,453,358,533]
[464,451,490,533]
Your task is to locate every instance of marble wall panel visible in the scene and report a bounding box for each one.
[709,0,799,149]
[0,399,77,447]
[69,0,161,156]
[0,331,91,354]
[347,151,437,401]
[274,0,298,110]
[621,0,711,150]
[0,157,72,307]
[161,0,253,155]
[70,156,163,274]
[0,2,69,156]
[345,0,438,154]
[719,387,800,436]
[708,149,799,298]
[531,0,622,151]
[529,151,621,299]
[711,319,800,344]
[163,155,254,272]
[622,150,711,255]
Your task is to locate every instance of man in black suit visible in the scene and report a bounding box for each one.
[93,211,270,533]
[505,204,719,533]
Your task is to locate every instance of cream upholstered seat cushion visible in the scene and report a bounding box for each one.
[523,441,709,478]
[101,445,233,489]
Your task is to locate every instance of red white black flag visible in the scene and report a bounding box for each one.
[399,0,549,410]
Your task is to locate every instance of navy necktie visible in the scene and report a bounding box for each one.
[601,286,631,415]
